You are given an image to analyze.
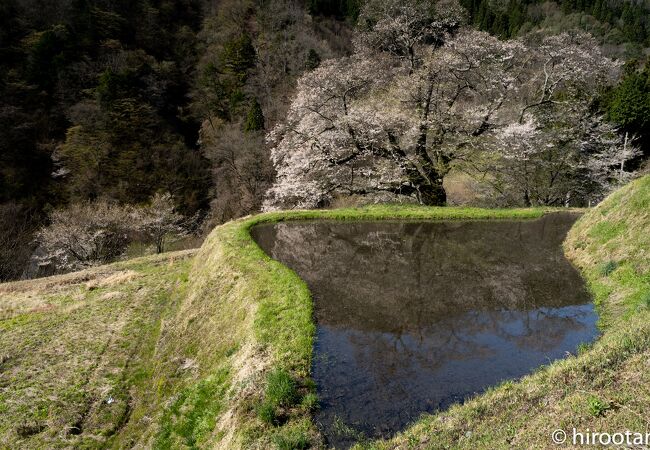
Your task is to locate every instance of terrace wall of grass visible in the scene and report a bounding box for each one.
[183,206,553,448]
[177,176,648,448]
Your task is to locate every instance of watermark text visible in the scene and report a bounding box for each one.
[552,428,650,446]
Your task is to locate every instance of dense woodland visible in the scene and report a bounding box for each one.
[1,0,649,280]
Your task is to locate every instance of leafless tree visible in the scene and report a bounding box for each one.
[35,201,136,272]
[200,121,275,223]
[35,193,192,272]
[0,203,37,281]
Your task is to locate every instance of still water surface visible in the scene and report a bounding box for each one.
[251,213,598,448]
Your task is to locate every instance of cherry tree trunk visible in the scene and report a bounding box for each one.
[418,181,447,206]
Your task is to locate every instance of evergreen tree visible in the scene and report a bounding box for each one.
[244,98,265,132]
[306,49,322,70]
[308,0,361,18]
[222,33,256,79]
[606,62,650,157]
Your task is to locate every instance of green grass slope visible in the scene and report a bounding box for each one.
[1,182,648,449]
[0,250,199,449]
[0,206,546,449]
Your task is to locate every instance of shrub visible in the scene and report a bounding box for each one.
[256,369,299,426]
[257,401,277,425]
[301,392,319,411]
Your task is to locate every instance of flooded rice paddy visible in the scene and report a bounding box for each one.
[251,213,597,448]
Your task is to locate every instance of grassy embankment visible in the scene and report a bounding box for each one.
[0,206,546,449]
[1,177,647,449]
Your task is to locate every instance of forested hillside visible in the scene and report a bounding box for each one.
[460,0,650,157]
[0,0,354,280]
[462,0,650,54]
[0,0,209,211]
[1,0,649,281]
[192,1,353,223]
[0,0,211,278]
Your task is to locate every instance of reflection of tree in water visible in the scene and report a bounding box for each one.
[340,306,592,382]
[254,213,591,332]
[500,307,594,353]
[251,213,597,447]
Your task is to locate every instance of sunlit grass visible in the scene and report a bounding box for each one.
[1,181,648,449]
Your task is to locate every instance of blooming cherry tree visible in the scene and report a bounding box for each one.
[480,106,638,206]
[264,0,627,210]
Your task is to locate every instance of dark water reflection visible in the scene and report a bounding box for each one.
[251,213,597,448]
